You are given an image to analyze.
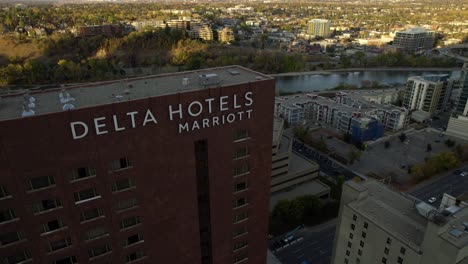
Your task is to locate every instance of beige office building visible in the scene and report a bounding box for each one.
[307,19,331,38]
[332,180,468,264]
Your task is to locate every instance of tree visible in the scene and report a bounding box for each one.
[348,149,362,164]
[293,125,309,141]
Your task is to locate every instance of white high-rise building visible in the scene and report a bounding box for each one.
[403,74,454,117]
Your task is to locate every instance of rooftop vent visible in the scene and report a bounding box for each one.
[24,94,36,109]
[199,73,220,86]
[228,70,240,75]
[63,103,75,111]
[449,229,464,238]
[59,89,75,104]
[182,77,190,86]
[22,103,35,117]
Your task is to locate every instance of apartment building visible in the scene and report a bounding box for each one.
[332,180,468,264]
[307,19,331,38]
[0,66,274,264]
[403,74,454,117]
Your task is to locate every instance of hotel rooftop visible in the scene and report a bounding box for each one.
[0,66,272,121]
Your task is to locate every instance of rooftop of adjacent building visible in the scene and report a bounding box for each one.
[407,74,451,83]
[345,180,428,249]
[0,65,272,122]
[346,180,468,251]
[397,27,433,34]
[439,206,468,249]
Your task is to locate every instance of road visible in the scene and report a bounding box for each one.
[407,166,468,207]
[269,221,337,264]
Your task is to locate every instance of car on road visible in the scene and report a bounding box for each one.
[461,172,468,177]
[428,197,437,203]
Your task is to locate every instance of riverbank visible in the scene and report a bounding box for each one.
[270,67,460,77]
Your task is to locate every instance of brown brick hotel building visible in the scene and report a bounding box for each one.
[0,66,275,264]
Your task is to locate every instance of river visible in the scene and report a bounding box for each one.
[274,69,462,93]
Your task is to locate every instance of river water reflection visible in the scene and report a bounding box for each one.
[275,70,461,93]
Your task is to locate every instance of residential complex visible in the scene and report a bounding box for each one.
[403,74,454,118]
[218,27,235,43]
[332,180,468,264]
[0,66,274,264]
[392,28,435,53]
[274,92,408,142]
[307,19,331,38]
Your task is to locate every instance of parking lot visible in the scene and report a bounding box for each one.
[350,128,468,187]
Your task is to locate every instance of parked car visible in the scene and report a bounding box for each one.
[461,172,468,177]
[428,197,437,203]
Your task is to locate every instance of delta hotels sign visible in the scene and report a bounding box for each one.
[69,91,253,139]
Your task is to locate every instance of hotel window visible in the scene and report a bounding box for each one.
[397,257,403,264]
[120,216,141,230]
[0,185,10,199]
[33,199,62,214]
[41,219,65,233]
[88,244,111,258]
[233,147,249,159]
[74,188,100,203]
[349,233,353,239]
[54,256,77,264]
[122,233,144,247]
[126,250,145,263]
[233,251,248,263]
[386,237,392,245]
[109,157,131,171]
[400,247,406,255]
[234,182,248,193]
[233,164,249,177]
[233,129,249,141]
[356,258,360,264]
[233,226,248,238]
[84,226,108,241]
[233,197,248,209]
[233,212,248,223]
[49,237,72,252]
[382,257,387,264]
[27,175,55,191]
[360,241,364,247]
[384,247,389,254]
[344,259,348,264]
[351,224,355,230]
[80,208,104,222]
[346,250,350,256]
[347,242,352,248]
[70,167,96,181]
[358,249,362,256]
[1,250,31,264]
[233,240,248,251]
[362,231,366,238]
[364,222,368,229]
[0,231,25,246]
[112,178,136,192]
[115,198,139,212]
[353,214,357,221]
[0,209,17,223]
